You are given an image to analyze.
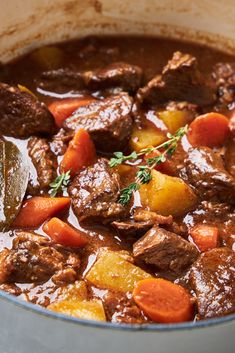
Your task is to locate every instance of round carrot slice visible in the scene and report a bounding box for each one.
[133,278,194,323]
[188,112,229,147]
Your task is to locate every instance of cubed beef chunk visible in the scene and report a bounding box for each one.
[27,137,57,193]
[111,220,153,236]
[63,93,133,152]
[112,210,173,236]
[190,248,235,318]
[185,147,235,203]
[212,62,235,108]
[225,137,235,178]
[0,233,80,284]
[39,68,85,92]
[50,128,73,156]
[68,158,125,222]
[0,83,56,137]
[133,226,198,275]
[39,62,142,93]
[137,52,215,106]
[82,62,143,92]
[104,291,147,324]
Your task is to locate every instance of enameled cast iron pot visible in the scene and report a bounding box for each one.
[0,1,235,352]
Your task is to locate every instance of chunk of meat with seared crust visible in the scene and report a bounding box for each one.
[133,226,198,275]
[63,93,133,152]
[103,291,147,324]
[82,62,143,92]
[0,83,56,137]
[39,68,85,92]
[39,62,143,93]
[68,158,125,223]
[50,128,73,156]
[212,62,235,109]
[112,210,173,236]
[184,147,235,204]
[27,137,57,192]
[111,220,153,236]
[190,248,235,318]
[137,52,215,106]
[0,233,80,284]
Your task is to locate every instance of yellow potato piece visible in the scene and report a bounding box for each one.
[30,46,64,69]
[130,125,166,152]
[139,170,197,216]
[86,250,152,292]
[158,110,189,134]
[48,299,106,322]
[59,281,88,302]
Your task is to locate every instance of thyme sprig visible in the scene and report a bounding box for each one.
[110,125,188,206]
[49,170,71,197]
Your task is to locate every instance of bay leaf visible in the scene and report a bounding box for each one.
[0,139,29,230]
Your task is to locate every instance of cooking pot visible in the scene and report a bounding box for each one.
[0,1,235,352]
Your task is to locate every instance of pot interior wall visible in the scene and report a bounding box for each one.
[1,0,235,63]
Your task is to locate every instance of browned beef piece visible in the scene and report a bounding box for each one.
[212,62,235,108]
[50,128,73,156]
[225,137,235,178]
[39,68,85,92]
[27,137,57,192]
[68,158,125,222]
[185,147,235,203]
[112,210,173,235]
[190,248,235,318]
[133,209,173,224]
[137,52,215,106]
[63,93,133,152]
[103,291,147,324]
[39,62,142,93]
[133,226,198,275]
[82,62,143,92]
[111,220,153,236]
[0,83,56,137]
[0,233,80,284]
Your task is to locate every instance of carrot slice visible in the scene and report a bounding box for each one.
[49,97,96,127]
[133,278,194,323]
[188,112,230,147]
[144,149,175,176]
[60,128,96,177]
[43,217,88,248]
[12,197,70,228]
[189,224,218,252]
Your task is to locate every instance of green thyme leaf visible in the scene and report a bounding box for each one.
[49,170,71,197]
[111,125,188,206]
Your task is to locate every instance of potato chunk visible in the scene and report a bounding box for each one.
[58,281,88,302]
[139,170,197,216]
[158,110,189,134]
[130,125,166,152]
[48,299,106,322]
[86,250,152,292]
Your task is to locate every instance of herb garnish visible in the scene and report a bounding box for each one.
[49,170,71,197]
[109,125,188,206]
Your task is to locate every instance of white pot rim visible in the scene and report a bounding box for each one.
[1,289,234,331]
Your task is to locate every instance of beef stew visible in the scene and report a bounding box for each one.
[0,35,234,324]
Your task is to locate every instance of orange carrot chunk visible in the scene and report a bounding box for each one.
[13,197,70,228]
[133,278,194,323]
[60,128,96,177]
[187,112,230,147]
[189,224,218,252]
[49,97,96,127]
[43,217,88,248]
